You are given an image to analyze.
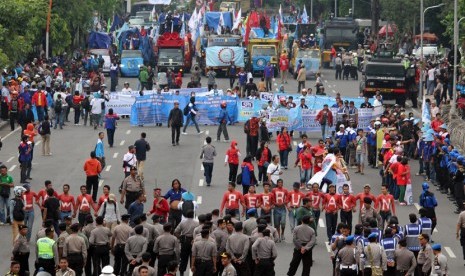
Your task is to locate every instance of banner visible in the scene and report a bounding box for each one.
[237,100,262,121]
[205,46,245,67]
[130,94,238,126]
[148,0,172,4]
[107,93,136,116]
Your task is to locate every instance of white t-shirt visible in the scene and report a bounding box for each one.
[90,98,104,114]
[267,163,281,185]
[427,69,435,81]
[123,152,137,173]
[177,201,199,222]
[121,87,133,94]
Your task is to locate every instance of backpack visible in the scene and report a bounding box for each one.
[241,165,251,186]
[181,200,194,217]
[65,94,73,106]
[11,198,25,221]
[244,119,250,134]
[421,193,437,208]
[183,105,190,116]
[54,99,63,113]
[81,96,90,111]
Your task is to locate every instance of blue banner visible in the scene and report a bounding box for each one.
[237,100,262,121]
[206,46,245,67]
[130,95,238,126]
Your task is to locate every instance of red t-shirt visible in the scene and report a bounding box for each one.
[272,187,289,206]
[287,191,305,208]
[59,193,75,212]
[377,194,396,213]
[37,189,59,207]
[220,190,244,211]
[259,193,275,210]
[22,191,38,211]
[339,194,356,212]
[356,192,378,209]
[323,193,340,213]
[396,164,410,185]
[149,198,170,222]
[306,191,324,211]
[390,162,400,179]
[76,194,95,213]
[97,194,109,207]
[244,193,260,209]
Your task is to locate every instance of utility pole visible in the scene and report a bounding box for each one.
[46,0,52,60]
[451,0,458,115]
[370,0,380,42]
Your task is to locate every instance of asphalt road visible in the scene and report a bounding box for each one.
[0,68,463,275]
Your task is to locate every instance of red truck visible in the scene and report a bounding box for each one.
[155,32,193,73]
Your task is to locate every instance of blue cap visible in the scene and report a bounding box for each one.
[432,244,441,250]
[422,182,429,190]
[450,152,457,159]
[247,208,257,215]
[452,149,460,154]
[181,191,195,201]
[345,235,355,243]
[458,156,465,163]
[441,146,449,153]
[439,124,447,129]
[368,232,379,239]
[444,138,451,145]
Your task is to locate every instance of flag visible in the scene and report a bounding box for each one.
[180,21,185,38]
[150,5,156,21]
[279,4,283,24]
[421,97,431,125]
[244,15,251,45]
[232,8,242,30]
[107,17,111,33]
[301,6,308,24]
[278,5,283,40]
[217,12,224,35]
[188,7,198,31]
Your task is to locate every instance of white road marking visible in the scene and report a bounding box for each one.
[205,130,209,135]
[325,241,331,253]
[0,127,21,142]
[201,164,204,171]
[444,247,456,258]
[35,140,41,145]
[413,203,420,211]
[199,179,204,187]
[120,140,125,146]
[6,157,14,163]
[197,196,202,204]
[8,165,16,172]
[319,218,325,228]
[113,153,119,159]
[105,165,112,172]
[293,141,297,146]
[324,80,328,83]
[433,228,438,233]
[332,89,336,94]
[99,180,104,187]
[204,141,207,145]
[126,130,131,135]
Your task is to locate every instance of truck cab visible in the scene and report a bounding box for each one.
[290,48,321,79]
[322,17,357,68]
[248,38,280,77]
[156,32,185,74]
[201,34,244,76]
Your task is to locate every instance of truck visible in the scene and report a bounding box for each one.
[360,57,407,105]
[247,37,281,77]
[155,31,192,73]
[219,1,251,15]
[321,17,358,68]
[290,48,321,79]
[200,34,244,75]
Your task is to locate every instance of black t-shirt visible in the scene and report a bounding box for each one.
[44,197,60,221]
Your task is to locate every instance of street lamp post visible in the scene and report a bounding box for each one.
[451,0,462,115]
[419,1,445,103]
[45,0,52,60]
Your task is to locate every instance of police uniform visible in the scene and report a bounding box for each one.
[63,232,87,276]
[192,235,218,276]
[141,220,160,266]
[251,236,277,276]
[394,246,416,275]
[380,237,397,275]
[12,225,30,276]
[154,232,180,276]
[211,226,229,276]
[122,174,144,209]
[287,223,316,276]
[89,225,112,275]
[338,239,359,276]
[82,222,95,276]
[36,236,58,275]
[243,217,257,236]
[112,217,132,276]
[404,223,421,257]
[174,217,199,274]
[431,244,448,276]
[125,233,147,274]
[361,240,387,275]
[417,243,433,276]
[226,232,250,275]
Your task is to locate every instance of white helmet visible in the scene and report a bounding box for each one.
[100,266,115,276]
[14,186,26,197]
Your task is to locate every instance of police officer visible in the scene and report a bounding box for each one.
[380,228,397,275]
[243,209,258,236]
[191,229,218,276]
[89,216,112,275]
[133,253,157,276]
[12,224,30,276]
[404,214,422,259]
[211,219,229,276]
[417,234,433,276]
[63,223,87,276]
[125,225,148,275]
[394,239,416,276]
[361,233,387,275]
[431,244,448,276]
[111,214,132,276]
[174,210,199,276]
[226,222,250,275]
[251,229,277,276]
[36,228,58,275]
[338,235,359,276]
[154,223,180,276]
[286,215,316,276]
[140,214,159,266]
[120,166,145,210]
[82,215,95,276]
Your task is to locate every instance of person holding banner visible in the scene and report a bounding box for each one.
[316,104,334,140]
[217,101,231,142]
[277,127,292,170]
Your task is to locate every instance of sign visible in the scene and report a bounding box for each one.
[237,100,261,121]
[206,46,245,67]
[148,0,172,4]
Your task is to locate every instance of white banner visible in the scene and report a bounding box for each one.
[148,0,172,5]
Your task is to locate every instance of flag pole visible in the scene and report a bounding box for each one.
[46,0,52,59]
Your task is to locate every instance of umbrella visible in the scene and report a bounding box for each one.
[414,32,438,42]
[378,24,397,37]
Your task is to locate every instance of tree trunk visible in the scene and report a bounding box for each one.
[371,0,380,41]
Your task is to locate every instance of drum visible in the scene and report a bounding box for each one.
[170,200,180,210]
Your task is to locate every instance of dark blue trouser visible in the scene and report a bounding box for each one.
[203,162,213,185]
[325,212,338,241]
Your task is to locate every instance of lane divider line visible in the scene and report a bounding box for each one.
[444,247,456,258]
[199,179,204,187]
[205,130,210,135]
[6,157,14,163]
[413,203,420,211]
[197,196,202,204]
[35,141,41,146]
[319,218,326,228]
[325,241,331,253]
[120,140,125,146]
[293,141,297,146]
[0,127,21,142]
[126,130,131,135]
[8,165,16,172]
[113,153,119,159]
[201,164,204,171]
[105,165,112,172]
[99,180,104,187]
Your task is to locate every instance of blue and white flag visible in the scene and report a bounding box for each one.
[421,97,431,124]
[301,6,308,23]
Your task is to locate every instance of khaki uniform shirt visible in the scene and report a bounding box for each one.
[192,238,217,261]
[226,232,250,262]
[394,247,416,275]
[13,235,30,254]
[251,236,277,260]
[89,225,112,245]
[113,223,132,245]
[63,234,87,260]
